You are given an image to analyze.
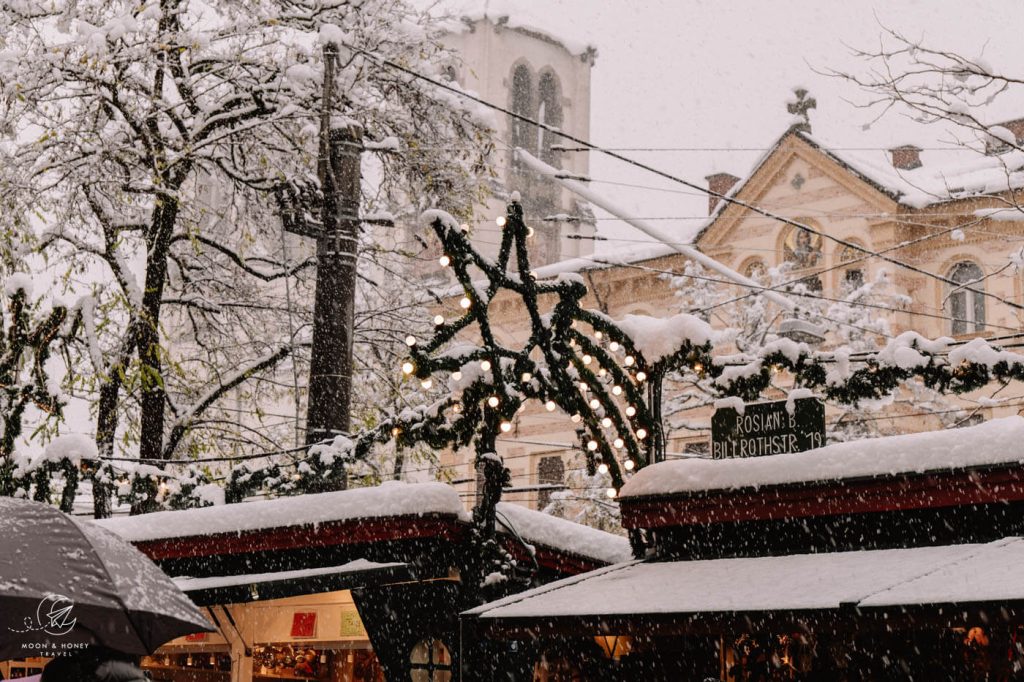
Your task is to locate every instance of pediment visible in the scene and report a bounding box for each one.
[696,133,900,251]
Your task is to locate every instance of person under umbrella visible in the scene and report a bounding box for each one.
[0,498,212,673]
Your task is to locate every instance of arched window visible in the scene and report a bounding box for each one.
[947,261,985,335]
[410,638,452,681]
[509,64,534,155]
[537,70,563,164]
[838,244,864,294]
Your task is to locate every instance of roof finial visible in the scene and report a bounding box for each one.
[787,87,817,135]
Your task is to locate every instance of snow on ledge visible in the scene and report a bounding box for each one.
[173,559,405,593]
[496,502,631,565]
[96,482,470,543]
[620,416,1024,499]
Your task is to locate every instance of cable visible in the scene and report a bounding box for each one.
[346,44,1024,314]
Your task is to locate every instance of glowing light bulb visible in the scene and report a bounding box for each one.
[452,371,462,381]
[391,427,401,436]
[597,463,609,474]
[598,368,607,377]
[545,400,556,412]
[401,361,415,375]
[636,371,647,382]
[480,359,492,371]
[526,226,535,237]
[487,396,500,408]
[613,438,624,449]
[460,296,471,309]
[582,354,592,365]
[571,414,582,423]
[433,314,445,325]
[500,421,512,433]
[579,382,589,392]
[587,440,598,451]
[521,372,532,382]
[609,341,620,352]
[595,331,603,340]
[624,355,635,366]
[405,335,417,346]
[624,459,635,471]
[438,255,450,267]
[589,398,600,409]
[496,215,506,227]
[636,428,648,440]
[452,403,463,414]
[693,362,704,374]
[606,488,617,499]
[612,385,622,396]
[601,417,612,428]
[420,378,433,389]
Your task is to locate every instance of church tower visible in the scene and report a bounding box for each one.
[441,12,597,268]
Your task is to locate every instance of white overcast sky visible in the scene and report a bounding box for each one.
[442,0,1024,248]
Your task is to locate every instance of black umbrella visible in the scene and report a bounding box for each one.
[0,497,212,661]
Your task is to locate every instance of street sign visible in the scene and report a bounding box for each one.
[711,397,825,459]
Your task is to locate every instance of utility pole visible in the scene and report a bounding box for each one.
[279,43,362,488]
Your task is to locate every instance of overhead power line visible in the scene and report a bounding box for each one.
[344,43,1024,314]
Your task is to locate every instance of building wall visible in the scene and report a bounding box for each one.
[445,133,1024,513]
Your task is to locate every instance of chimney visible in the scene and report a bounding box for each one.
[985,117,1024,154]
[888,145,922,170]
[705,172,740,214]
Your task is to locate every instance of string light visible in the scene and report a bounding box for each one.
[693,362,704,374]
[451,371,462,381]
[500,421,512,433]
[452,403,463,414]
[579,382,589,391]
[613,437,624,449]
[612,385,622,395]
[626,405,637,416]
[496,215,506,227]
[545,400,556,411]
[595,331,603,340]
[433,314,444,325]
[624,355,635,366]
[636,371,647,382]
[438,255,450,267]
[606,488,617,499]
[521,372,532,382]
[589,398,600,409]
[480,359,492,371]
[597,462,609,474]
[460,296,471,309]
[405,335,417,346]
[571,414,582,423]
[587,440,598,451]
[601,417,612,428]
[624,459,635,471]
[582,354,592,365]
[487,396,500,408]
[636,428,648,440]
[610,341,620,351]
[526,226,535,237]
[402,361,415,375]
[391,427,401,437]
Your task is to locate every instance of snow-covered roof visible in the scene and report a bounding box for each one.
[466,537,1024,619]
[95,482,470,543]
[440,1,597,58]
[496,502,631,565]
[172,559,405,593]
[620,416,1024,499]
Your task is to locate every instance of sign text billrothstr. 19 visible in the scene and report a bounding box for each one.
[711,398,825,459]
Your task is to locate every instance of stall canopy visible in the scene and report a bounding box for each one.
[466,537,1024,634]
[173,559,410,606]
